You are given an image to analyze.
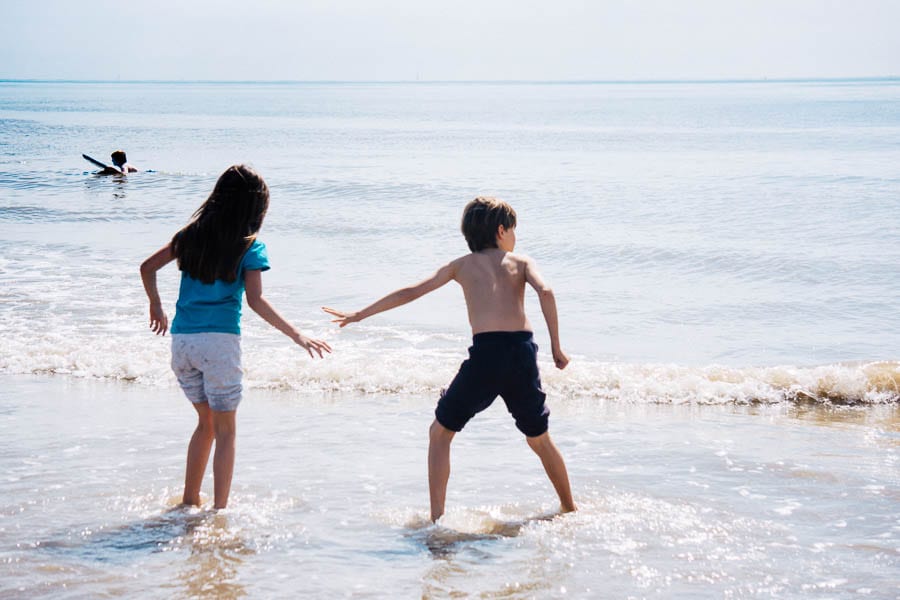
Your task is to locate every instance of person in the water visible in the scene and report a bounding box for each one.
[99,150,138,175]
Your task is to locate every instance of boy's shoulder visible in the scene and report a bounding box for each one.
[502,251,535,268]
[454,250,533,263]
[450,251,535,274]
[448,253,474,268]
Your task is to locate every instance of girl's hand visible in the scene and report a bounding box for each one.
[294,333,332,358]
[149,303,168,336]
[321,306,360,328]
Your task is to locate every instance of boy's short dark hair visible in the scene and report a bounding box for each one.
[461,196,517,252]
[110,150,127,166]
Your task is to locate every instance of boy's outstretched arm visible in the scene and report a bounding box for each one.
[140,243,176,335]
[323,262,457,327]
[244,270,332,358]
[524,257,569,369]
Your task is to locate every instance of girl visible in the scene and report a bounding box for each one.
[140,164,331,509]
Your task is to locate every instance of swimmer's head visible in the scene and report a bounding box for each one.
[110,150,127,167]
[461,196,517,252]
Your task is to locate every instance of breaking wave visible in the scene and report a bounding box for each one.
[1,329,896,406]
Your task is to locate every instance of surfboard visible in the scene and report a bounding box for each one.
[82,154,109,169]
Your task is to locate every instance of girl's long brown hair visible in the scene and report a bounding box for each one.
[172,164,270,283]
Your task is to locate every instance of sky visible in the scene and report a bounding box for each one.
[1,0,898,81]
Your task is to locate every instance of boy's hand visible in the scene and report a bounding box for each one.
[293,333,332,358]
[552,346,569,370]
[321,306,360,328]
[149,303,168,336]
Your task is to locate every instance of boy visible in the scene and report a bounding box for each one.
[323,196,576,521]
[100,150,138,175]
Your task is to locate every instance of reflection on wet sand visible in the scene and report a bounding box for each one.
[411,509,569,598]
[408,509,560,559]
[170,511,252,599]
[35,506,207,560]
[34,506,251,599]
[743,403,900,433]
[177,516,249,600]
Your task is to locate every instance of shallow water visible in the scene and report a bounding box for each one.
[1,376,898,598]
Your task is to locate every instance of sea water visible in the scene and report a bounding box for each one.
[0,80,898,598]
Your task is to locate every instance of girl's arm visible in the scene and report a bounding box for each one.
[322,262,457,327]
[244,269,332,358]
[140,244,176,335]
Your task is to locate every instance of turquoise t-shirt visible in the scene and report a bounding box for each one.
[170,240,270,335]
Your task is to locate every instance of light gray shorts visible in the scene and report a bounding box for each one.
[171,333,242,412]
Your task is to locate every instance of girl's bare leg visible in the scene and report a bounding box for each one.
[212,410,237,509]
[526,432,577,513]
[428,420,456,522]
[183,402,215,506]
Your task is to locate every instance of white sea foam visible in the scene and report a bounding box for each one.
[2,326,896,405]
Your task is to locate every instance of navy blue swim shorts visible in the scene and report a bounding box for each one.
[435,331,549,437]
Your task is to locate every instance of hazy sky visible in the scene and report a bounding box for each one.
[2,0,898,81]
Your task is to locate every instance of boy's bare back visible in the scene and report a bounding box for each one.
[451,249,533,334]
[323,197,568,370]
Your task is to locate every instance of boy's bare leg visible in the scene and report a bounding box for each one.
[183,402,215,506]
[526,432,577,513]
[428,419,456,522]
[212,410,237,509]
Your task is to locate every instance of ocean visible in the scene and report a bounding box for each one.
[0,80,898,598]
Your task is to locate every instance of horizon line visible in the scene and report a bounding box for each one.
[1,76,898,85]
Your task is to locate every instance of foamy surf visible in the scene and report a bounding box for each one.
[551,359,900,405]
[1,329,896,405]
